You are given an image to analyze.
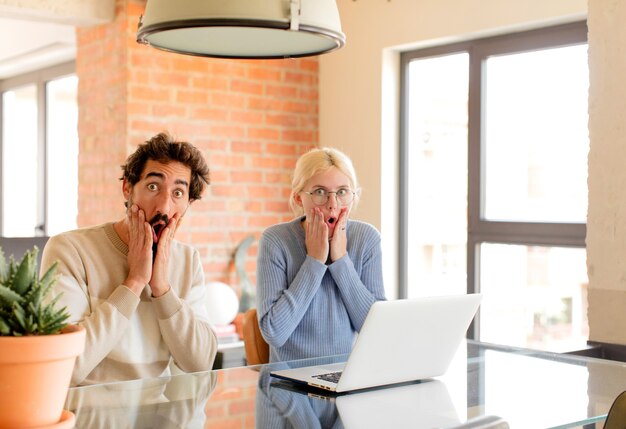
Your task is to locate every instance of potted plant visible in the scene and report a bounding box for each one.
[0,246,85,429]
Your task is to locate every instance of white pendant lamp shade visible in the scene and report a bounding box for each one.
[136,0,346,59]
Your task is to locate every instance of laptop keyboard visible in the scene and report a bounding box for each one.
[312,371,343,384]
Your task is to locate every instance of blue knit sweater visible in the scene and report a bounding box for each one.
[256,217,386,362]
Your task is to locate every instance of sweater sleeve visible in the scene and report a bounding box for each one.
[327,224,386,331]
[152,249,217,372]
[256,229,328,347]
[41,234,141,386]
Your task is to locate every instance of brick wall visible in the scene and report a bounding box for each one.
[76,0,318,292]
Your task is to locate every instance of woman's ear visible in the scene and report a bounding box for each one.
[293,192,303,207]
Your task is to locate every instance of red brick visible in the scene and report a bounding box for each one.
[248,66,282,81]
[191,107,228,121]
[231,171,263,183]
[231,141,263,154]
[152,104,187,117]
[231,79,264,95]
[152,71,190,87]
[191,76,230,91]
[77,1,319,289]
[266,113,299,127]
[212,93,247,109]
[129,85,170,101]
[265,84,299,98]
[266,143,299,155]
[230,111,264,125]
[247,127,280,141]
[228,398,255,414]
[282,129,316,143]
[210,125,246,139]
[265,201,290,212]
[176,90,209,104]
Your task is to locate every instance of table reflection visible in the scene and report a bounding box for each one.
[256,363,468,428]
[66,371,217,428]
[60,341,626,428]
[257,365,342,428]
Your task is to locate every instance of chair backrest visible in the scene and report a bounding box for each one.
[0,237,49,270]
[242,308,269,365]
[604,390,626,429]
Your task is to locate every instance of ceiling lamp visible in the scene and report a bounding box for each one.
[136,0,345,59]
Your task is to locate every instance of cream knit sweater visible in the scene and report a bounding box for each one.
[41,222,217,386]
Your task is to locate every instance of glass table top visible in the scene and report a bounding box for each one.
[65,340,626,428]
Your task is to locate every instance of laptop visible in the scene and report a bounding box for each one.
[270,293,482,393]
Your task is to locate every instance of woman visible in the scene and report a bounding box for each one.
[256,147,386,362]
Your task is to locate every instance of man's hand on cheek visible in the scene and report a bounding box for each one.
[124,204,154,296]
[149,215,178,297]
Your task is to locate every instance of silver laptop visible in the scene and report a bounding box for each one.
[270,294,482,393]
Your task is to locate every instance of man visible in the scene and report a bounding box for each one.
[41,132,217,386]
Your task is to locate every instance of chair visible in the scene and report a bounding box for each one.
[242,308,269,365]
[604,390,626,429]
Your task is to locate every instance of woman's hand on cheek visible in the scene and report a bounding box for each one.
[305,208,329,263]
[330,207,349,262]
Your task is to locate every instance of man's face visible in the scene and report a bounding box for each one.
[123,159,192,244]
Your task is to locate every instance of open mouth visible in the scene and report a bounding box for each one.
[149,214,169,243]
[326,217,338,233]
[152,223,165,243]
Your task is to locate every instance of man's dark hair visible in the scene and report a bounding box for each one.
[120,132,210,202]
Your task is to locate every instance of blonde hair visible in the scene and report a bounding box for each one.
[290,147,360,215]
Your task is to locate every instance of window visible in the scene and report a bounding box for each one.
[0,62,78,237]
[400,22,588,352]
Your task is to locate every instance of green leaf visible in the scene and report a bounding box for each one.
[0,315,10,335]
[12,302,26,329]
[0,283,24,305]
[0,247,7,282]
[11,251,34,295]
[39,261,58,290]
[0,246,68,336]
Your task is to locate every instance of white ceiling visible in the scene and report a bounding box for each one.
[0,0,114,80]
[0,17,76,79]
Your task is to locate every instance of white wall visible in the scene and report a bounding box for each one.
[319,0,586,298]
[587,0,626,344]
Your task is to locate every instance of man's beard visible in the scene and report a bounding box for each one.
[126,197,169,262]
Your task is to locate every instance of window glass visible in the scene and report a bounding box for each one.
[401,23,588,353]
[406,53,469,298]
[2,85,38,236]
[46,75,78,235]
[483,44,589,223]
[479,243,588,352]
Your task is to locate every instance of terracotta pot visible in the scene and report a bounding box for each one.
[0,324,85,429]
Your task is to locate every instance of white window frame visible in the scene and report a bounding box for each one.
[399,22,588,339]
[0,61,76,237]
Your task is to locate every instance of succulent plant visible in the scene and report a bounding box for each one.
[0,246,69,336]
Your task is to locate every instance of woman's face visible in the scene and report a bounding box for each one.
[295,166,354,237]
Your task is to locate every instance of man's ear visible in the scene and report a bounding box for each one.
[122,179,132,201]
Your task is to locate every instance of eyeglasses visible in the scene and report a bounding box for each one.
[303,188,355,206]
